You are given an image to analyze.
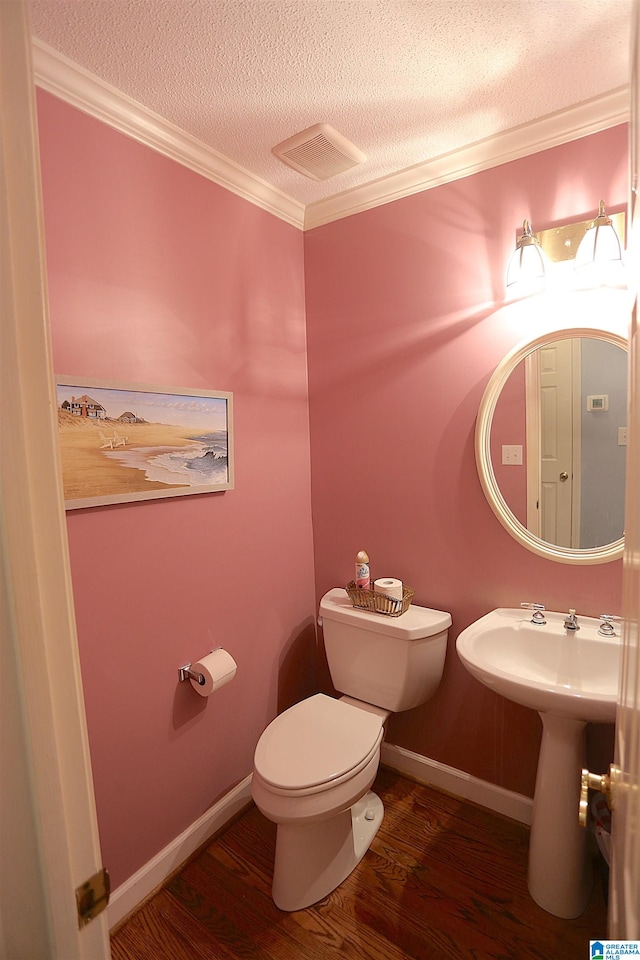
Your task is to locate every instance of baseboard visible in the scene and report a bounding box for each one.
[381,742,533,826]
[107,774,253,929]
[109,749,532,927]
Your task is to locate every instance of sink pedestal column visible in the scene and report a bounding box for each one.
[528,713,592,918]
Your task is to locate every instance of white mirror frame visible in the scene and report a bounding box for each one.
[475,326,627,564]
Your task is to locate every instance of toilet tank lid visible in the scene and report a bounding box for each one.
[319,588,452,639]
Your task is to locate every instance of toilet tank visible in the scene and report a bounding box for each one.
[319,588,452,712]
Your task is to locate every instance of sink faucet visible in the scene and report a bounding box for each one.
[564,609,580,631]
[521,602,546,625]
[598,614,620,637]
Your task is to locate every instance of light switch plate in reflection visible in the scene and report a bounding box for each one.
[502,445,523,465]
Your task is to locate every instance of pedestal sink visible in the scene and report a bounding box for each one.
[456,607,621,919]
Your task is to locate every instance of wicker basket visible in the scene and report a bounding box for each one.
[345,580,414,617]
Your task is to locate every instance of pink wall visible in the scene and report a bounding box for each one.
[304,125,627,797]
[37,90,317,888]
[38,83,626,888]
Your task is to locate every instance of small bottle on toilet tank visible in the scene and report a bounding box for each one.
[355,550,370,589]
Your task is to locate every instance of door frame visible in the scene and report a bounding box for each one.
[0,4,110,957]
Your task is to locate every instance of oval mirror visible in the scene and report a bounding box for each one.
[476,327,627,564]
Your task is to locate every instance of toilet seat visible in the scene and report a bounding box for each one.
[254,694,383,795]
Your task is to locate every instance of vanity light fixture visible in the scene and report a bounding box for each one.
[506,219,547,288]
[506,203,625,295]
[575,200,623,268]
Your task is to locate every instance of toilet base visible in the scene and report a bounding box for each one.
[272,790,384,912]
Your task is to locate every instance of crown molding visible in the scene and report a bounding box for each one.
[31,39,306,230]
[304,87,630,230]
[32,39,628,233]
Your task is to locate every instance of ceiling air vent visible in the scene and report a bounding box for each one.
[272,123,366,181]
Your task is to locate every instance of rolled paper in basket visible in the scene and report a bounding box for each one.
[373,578,403,602]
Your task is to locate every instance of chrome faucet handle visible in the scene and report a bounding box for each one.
[564,608,580,631]
[521,602,546,625]
[598,614,621,637]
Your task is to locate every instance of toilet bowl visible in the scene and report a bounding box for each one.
[252,694,386,911]
[252,587,451,911]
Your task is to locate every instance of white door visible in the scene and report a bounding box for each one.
[609,0,640,937]
[527,340,580,545]
[0,4,111,957]
[610,294,640,935]
[538,339,575,546]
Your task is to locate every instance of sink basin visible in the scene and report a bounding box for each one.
[456,607,621,722]
[456,607,622,920]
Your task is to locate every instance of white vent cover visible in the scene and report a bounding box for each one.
[272,123,366,181]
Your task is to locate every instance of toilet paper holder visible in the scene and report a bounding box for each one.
[178,662,206,686]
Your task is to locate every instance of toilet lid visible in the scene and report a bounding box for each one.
[254,694,383,791]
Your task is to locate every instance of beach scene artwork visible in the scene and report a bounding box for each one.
[56,378,233,509]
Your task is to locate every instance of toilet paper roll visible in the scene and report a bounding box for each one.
[373,578,403,601]
[190,649,237,697]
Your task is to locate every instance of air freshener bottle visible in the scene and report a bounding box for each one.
[355,550,370,589]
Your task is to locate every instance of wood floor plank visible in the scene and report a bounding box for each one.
[111,768,608,960]
[109,890,227,960]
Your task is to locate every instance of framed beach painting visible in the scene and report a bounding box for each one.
[56,377,234,509]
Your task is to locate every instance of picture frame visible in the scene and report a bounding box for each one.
[56,377,234,509]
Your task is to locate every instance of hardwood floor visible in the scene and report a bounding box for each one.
[110,768,607,959]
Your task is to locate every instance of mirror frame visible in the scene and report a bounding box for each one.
[475,326,627,564]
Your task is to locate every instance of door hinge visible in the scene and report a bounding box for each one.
[76,867,110,928]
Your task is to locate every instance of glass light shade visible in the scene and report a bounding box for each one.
[506,220,547,288]
[575,200,622,268]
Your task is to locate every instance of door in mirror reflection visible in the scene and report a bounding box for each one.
[491,337,627,550]
[535,338,574,545]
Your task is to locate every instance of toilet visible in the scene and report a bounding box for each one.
[252,586,452,911]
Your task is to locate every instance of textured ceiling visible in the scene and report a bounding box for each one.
[27,0,632,207]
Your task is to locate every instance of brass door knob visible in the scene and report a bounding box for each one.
[579,765,617,827]
[559,471,569,481]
